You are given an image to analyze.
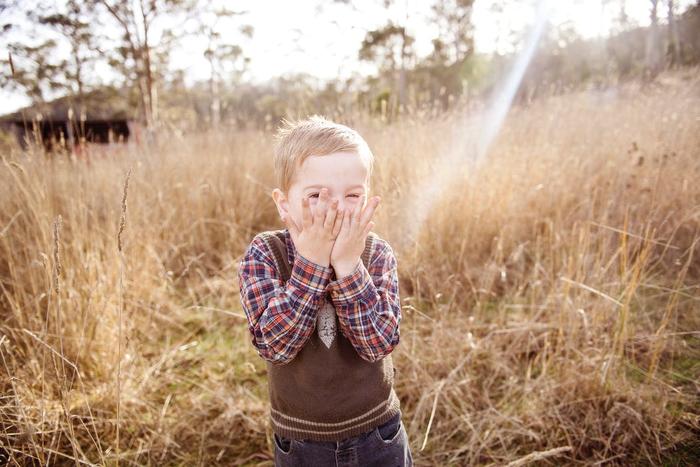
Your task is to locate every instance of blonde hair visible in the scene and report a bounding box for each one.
[273,115,374,194]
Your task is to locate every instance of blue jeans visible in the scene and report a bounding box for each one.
[273,412,413,467]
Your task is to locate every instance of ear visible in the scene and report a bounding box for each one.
[271,188,289,219]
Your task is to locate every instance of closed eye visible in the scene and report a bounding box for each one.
[309,193,362,198]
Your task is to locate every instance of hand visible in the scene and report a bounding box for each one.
[281,188,343,268]
[330,194,381,278]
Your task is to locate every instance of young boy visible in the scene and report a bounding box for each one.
[237,115,413,466]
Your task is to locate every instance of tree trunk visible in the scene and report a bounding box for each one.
[645,0,662,80]
[667,0,681,66]
[98,0,151,127]
[398,29,407,110]
[139,0,154,127]
[208,57,221,126]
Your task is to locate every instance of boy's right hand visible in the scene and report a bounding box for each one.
[281,188,343,268]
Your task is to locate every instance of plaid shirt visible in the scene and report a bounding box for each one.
[237,228,401,365]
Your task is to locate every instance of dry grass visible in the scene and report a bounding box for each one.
[1,68,699,466]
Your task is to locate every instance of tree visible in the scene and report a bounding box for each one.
[33,0,102,106]
[410,0,476,110]
[666,0,681,66]
[645,0,663,79]
[92,0,199,127]
[1,40,65,104]
[358,22,415,113]
[431,0,475,65]
[194,6,252,125]
[0,1,67,105]
[608,0,630,33]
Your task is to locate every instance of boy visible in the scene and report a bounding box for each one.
[237,115,413,466]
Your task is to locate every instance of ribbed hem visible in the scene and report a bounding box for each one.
[270,388,402,442]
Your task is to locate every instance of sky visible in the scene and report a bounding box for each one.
[1,0,694,114]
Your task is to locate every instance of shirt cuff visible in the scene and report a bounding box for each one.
[327,260,372,304]
[288,253,333,294]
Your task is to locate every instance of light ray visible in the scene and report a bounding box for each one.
[397,0,553,251]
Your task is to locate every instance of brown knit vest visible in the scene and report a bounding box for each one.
[258,229,401,442]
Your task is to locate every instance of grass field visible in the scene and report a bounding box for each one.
[1,69,699,466]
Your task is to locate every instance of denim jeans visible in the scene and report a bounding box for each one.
[273,412,413,467]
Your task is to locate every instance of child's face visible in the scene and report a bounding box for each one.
[272,151,370,229]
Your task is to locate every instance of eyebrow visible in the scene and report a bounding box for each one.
[303,184,365,190]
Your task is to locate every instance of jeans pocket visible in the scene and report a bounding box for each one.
[374,414,403,444]
[273,432,294,455]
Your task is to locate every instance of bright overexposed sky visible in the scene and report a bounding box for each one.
[1,0,694,114]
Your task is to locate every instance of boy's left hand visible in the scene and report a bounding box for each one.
[330,194,381,279]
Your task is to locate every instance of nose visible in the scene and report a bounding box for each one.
[337,199,360,215]
[315,196,361,216]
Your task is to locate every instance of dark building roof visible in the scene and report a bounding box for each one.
[0,87,136,123]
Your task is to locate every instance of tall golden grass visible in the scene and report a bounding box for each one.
[1,69,699,465]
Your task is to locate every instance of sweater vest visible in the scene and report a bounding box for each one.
[257,229,401,442]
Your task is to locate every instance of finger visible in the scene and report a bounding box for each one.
[363,221,375,238]
[341,205,351,231]
[301,197,312,228]
[352,194,365,224]
[332,207,344,236]
[360,196,380,227]
[314,188,330,225]
[324,198,339,230]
